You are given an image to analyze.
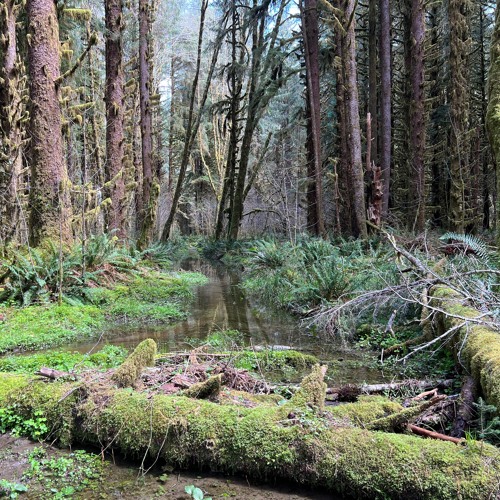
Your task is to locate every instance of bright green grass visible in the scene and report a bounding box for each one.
[0,304,104,354]
[0,271,208,353]
[0,345,128,373]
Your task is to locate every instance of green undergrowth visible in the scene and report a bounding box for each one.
[233,350,318,372]
[0,304,104,354]
[0,270,207,354]
[0,234,208,353]
[0,345,128,374]
[241,237,400,316]
[23,447,105,499]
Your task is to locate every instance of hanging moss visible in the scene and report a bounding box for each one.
[62,8,92,21]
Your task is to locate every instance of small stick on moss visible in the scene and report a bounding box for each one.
[407,424,464,445]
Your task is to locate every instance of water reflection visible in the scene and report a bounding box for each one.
[67,261,389,384]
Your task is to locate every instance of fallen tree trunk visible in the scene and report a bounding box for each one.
[326,379,453,402]
[1,367,499,499]
[36,367,74,380]
[429,287,500,414]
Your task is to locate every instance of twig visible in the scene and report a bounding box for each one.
[407,424,464,445]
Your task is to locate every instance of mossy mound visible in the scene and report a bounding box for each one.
[112,339,157,388]
[326,396,403,426]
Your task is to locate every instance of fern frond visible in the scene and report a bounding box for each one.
[439,232,492,261]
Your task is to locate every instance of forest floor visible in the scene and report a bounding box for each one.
[2,234,500,498]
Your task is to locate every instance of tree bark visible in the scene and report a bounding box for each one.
[342,0,367,238]
[301,0,325,237]
[27,0,73,246]
[0,0,23,246]
[379,0,391,219]
[450,376,478,438]
[138,0,155,246]
[105,0,126,238]
[408,0,426,232]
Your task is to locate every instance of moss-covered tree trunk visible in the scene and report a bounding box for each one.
[342,0,367,238]
[0,0,24,247]
[379,0,391,220]
[408,0,426,232]
[487,2,500,243]
[27,0,73,246]
[448,0,471,232]
[105,0,126,238]
[137,0,156,246]
[429,286,500,415]
[1,363,499,499]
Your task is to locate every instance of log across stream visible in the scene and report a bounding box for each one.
[1,341,500,499]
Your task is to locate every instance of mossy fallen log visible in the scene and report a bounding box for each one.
[429,286,500,413]
[1,365,500,498]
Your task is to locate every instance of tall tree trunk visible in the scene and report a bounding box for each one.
[379,0,391,219]
[368,0,378,166]
[408,0,426,232]
[487,1,500,242]
[105,0,126,238]
[301,0,325,237]
[334,25,354,235]
[215,0,242,240]
[138,0,155,246]
[27,0,72,246]
[161,0,212,242]
[343,0,367,238]
[448,0,471,231]
[0,0,23,246]
[428,5,444,228]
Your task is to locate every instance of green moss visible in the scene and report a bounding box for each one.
[0,373,30,401]
[290,364,327,411]
[1,368,500,498]
[90,271,207,324]
[234,350,319,372]
[0,269,207,352]
[112,339,157,388]
[182,374,222,399]
[106,298,186,322]
[0,304,104,354]
[0,345,128,374]
[430,286,500,415]
[326,397,403,426]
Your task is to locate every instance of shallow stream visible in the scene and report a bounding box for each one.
[69,261,389,385]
